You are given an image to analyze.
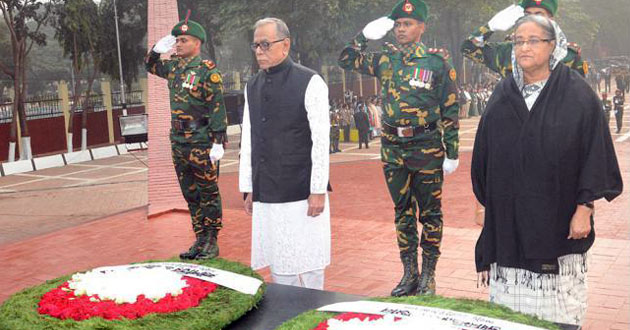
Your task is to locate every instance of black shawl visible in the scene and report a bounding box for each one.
[472,64,623,274]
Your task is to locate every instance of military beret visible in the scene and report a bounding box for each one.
[172,19,207,44]
[519,0,558,17]
[389,0,429,22]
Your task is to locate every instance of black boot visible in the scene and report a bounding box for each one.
[195,229,219,260]
[417,254,438,295]
[390,251,419,297]
[179,233,203,259]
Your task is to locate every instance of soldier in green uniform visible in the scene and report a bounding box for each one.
[145,15,228,260]
[339,0,459,296]
[461,0,588,78]
[330,109,341,153]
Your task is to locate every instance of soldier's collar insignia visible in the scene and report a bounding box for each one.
[403,0,414,14]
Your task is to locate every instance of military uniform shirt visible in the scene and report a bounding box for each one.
[338,33,459,159]
[145,51,228,144]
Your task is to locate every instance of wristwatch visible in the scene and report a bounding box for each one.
[579,202,594,209]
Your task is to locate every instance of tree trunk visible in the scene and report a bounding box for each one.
[9,72,19,161]
[207,35,217,61]
[17,53,31,160]
[81,60,99,151]
[7,142,16,162]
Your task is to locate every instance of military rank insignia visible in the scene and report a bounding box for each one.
[210,73,221,84]
[410,67,433,90]
[183,71,199,90]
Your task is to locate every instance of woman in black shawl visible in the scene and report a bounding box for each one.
[471,15,622,326]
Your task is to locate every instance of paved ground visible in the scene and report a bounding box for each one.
[0,151,148,245]
[0,108,628,329]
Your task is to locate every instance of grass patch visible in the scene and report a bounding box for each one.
[0,258,265,330]
[276,295,559,330]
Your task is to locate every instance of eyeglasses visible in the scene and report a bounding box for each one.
[250,38,286,52]
[513,38,554,48]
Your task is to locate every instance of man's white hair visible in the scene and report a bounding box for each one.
[253,17,290,39]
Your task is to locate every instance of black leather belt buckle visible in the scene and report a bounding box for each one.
[397,126,414,138]
[172,120,184,130]
[172,118,208,131]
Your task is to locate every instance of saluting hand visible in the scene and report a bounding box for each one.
[153,35,176,54]
[488,4,524,32]
[362,17,395,40]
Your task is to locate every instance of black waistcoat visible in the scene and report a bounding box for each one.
[247,58,317,203]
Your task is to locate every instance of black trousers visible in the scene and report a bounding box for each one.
[615,108,624,132]
[342,125,350,142]
[358,129,369,148]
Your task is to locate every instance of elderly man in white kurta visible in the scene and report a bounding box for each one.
[239,17,331,290]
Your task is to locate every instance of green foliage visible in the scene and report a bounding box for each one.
[579,0,630,59]
[53,0,100,73]
[276,295,560,330]
[97,0,147,89]
[181,0,624,82]
[0,258,265,330]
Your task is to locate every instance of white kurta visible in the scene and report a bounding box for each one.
[239,74,331,275]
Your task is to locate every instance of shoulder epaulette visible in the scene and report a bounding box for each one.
[383,42,400,54]
[202,59,217,70]
[427,47,451,60]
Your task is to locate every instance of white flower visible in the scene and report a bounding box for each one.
[68,267,188,304]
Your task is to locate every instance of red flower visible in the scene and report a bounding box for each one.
[38,277,217,321]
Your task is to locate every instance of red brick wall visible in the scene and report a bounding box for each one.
[147,0,186,214]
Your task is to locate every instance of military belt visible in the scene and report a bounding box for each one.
[172,118,209,131]
[382,122,437,138]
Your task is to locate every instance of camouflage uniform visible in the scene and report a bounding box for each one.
[461,24,588,77]
[145,49,227,258]
[339,32,459,295]
[330,110,341,152]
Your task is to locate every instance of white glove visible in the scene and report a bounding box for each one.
[153,35,176,54]
[362,17,395,40]
[443,158,459,176]
[488,4,525,32]
[210,144,224,163]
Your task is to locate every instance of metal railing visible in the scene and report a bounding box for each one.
[112,90,144,108]
[0,90,145,123]
[0,94,63,123]
[70,93,106,112]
